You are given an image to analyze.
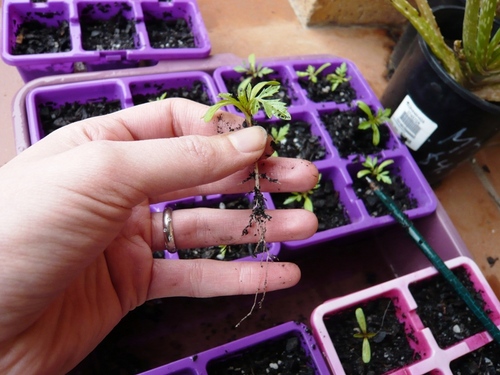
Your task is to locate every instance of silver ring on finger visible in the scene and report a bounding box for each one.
[163,206,177,253]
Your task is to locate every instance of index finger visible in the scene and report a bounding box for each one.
[20,98,244,159]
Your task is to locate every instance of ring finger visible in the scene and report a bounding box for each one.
[150,207,318,251]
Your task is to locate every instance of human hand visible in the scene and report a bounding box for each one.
[0,98,319,374]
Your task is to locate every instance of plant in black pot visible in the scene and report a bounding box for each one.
[382,0,500,185]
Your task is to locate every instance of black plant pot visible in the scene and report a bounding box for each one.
[381,6,500,186]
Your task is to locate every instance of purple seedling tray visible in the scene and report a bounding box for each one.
[214,57,437,252]
[137,321,330,375]
[17,54,438,256]
[25,70,219,145]
[311,256,500,375]
[150,193,281,262]
[2,0,211,82]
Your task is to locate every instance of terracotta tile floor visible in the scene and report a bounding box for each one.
[1,0,499,296]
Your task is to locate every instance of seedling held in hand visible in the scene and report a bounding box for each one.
[234,53,274,92]
[283,174,321,212]
[296,63,331,83]
[357,156,394,185]
[353,307,377,364]
[357,101,392,146]
[203,81,291,326]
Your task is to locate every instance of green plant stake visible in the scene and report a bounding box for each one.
[296,62,332,83]
[325,62,351,92]
[357,156,394,185]
[389,0,500,102]
[366,176,500,345]
[234,53,274,92]
[357,101,392,146]
[353,307,377,364]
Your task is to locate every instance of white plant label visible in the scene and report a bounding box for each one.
[390,95,438,151]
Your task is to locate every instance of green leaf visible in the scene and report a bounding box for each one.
[355,308,367,334]
[357,101,373,119]
[259,67,274,76]
[358,122,372,130]
[362,338,371,364]
[283,195,300,205]
[272,124,290,143]
[357,169,372,179]
[304,197,314,212]
[203,101,230,122]
[372,126,380,146]
[378,159,395,170]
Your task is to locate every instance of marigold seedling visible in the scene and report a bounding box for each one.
[296,62,331,83]
[270,123,290,156]
[357,101,391,146]
[234,53,274,92]
[203,81,291,327]
[149,92,167,102]
[283,174,321,212]
[357,156,394,185]
[353,307,377,364]
[325,62,351,92]
[216,245,228,260]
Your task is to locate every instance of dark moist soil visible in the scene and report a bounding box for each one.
[224,72,295,107]
[323,297,419,375]
[320,106,391,159]
[39,99,122,136]
[131,80,212,106]
[299,76,357,104]
[145,15,195,48]
[450,340,500,374]
[173,196,268,261]
[352,170,418,217]
[206,331,318,375]
[272,177,350,232]
[409,266,492,349]
[260,119,326,161]
[80,4,138,51]
[12,19,71,55]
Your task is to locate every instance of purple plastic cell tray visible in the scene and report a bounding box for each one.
[137,321,331,375]
[2,0,211,82]
[213,57,437,252]
[311,256,500,375]
[21,56,438,255]
[25,70,219,144]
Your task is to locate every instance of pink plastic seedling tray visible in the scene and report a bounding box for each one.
[311,256,500,375]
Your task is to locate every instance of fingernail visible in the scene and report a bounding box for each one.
[228,126,267,153]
